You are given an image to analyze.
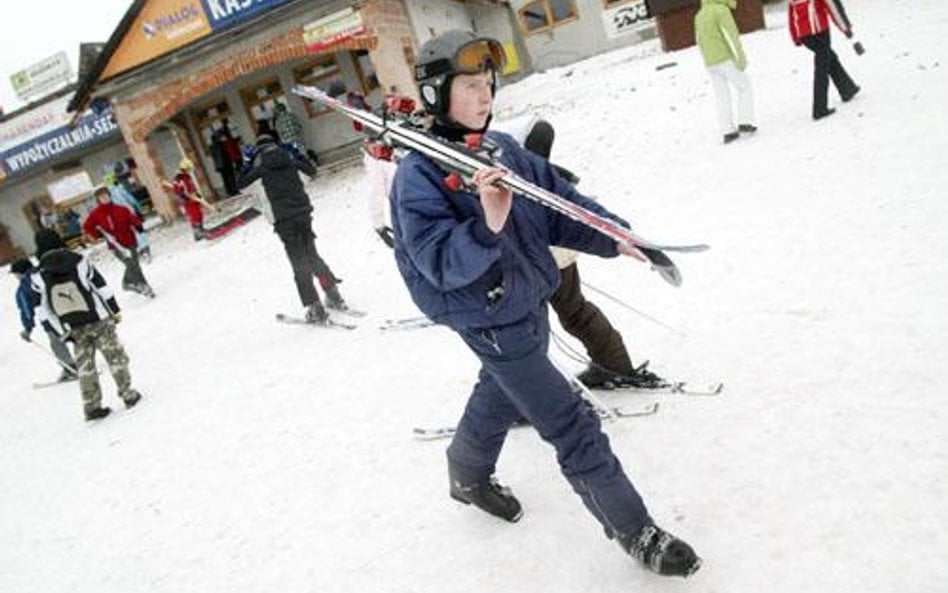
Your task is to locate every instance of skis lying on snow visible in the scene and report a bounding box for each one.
[379,316,436,331]
[413,403,660,441]
[292,84,709,287]
[275,313,356,330]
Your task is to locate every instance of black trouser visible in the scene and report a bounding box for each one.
[548,262,634,375]
[113,246,149,290]
[218,164,238,196]
[274,215,334,307]
[801,30,858,117]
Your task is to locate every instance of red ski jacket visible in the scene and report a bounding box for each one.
[788,0,852,45]
[83,202,142,250]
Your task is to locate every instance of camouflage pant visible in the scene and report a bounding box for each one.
[70,319,134,413]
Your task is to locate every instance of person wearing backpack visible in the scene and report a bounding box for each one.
[10,257,78,382]
[30,228,143,421]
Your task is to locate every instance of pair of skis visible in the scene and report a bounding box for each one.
[292,85,708,287]
[276,306,367,330]
[413,377,723,440]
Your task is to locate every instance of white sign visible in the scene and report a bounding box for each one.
[603,0,654,39]
[9,51,73,102]
[47,170,94,204]
[0,96,73,153]
[304,8,366,52]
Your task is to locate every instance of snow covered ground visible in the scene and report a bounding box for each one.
[2,1,946,591]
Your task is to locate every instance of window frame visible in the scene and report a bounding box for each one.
[518,0,580,35]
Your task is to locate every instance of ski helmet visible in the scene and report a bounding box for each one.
[414,30,506,118]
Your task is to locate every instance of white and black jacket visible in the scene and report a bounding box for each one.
[31,248,120,338]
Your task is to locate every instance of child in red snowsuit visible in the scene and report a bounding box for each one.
[171,159,206,241]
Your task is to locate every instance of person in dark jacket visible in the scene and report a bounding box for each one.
[789,0,860,119]
[30,229,143,421]
[11,257,77,381]
[83,186,155,297]
[210,129,239,196]
[237,134,346,323]
[391,30,700,578]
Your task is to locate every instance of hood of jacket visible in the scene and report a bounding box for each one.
[38,248,82,275]
[258,144,295,171]
[702,0,736,8]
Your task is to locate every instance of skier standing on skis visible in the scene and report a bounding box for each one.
[30,228,143,421]
[390,30,701,577]
[237,133,346,324]
[10,257,78,382]
[82,186,155,298]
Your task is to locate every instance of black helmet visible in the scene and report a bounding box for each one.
[414,30,506,118]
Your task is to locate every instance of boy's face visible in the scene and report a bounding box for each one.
[448,71,494,130]
[95,190,111,204]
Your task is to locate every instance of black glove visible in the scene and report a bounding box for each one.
[375,226,395,249]
[20,328,32,342]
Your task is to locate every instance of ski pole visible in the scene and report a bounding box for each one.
[27,338,79,376]
[550,356,618,422]
[580,281,684,337]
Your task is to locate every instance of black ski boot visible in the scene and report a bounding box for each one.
[124,390,143,409]
[304,302,329,325]
[449,466,523,523]
[84,407,112,422]
[619,520,702,577]
[577,361,667,390]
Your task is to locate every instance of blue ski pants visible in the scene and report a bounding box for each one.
[446,305,650,538]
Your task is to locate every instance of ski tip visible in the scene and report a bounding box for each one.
[655,264,682,287]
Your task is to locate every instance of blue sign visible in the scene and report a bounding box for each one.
[200,0,294,31]
[0,111,120,180]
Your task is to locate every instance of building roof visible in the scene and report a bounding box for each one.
[67,0,147,113]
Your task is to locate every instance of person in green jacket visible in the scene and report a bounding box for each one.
[694,0,757,143]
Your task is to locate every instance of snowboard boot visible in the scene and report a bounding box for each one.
[619,520,702,578]
[738,124,758,134]
[449,466,523,523]
[723,131,740,144]
[304,301,329,325]
[124,390,143,409]
[577,361,667,390]
[84,406,112,422]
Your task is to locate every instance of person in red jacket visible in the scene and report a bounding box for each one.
[788,0,860,119]
[82,186,155,297]
[170,159,207,241]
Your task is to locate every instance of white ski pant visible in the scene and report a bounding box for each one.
[708,61,755,135]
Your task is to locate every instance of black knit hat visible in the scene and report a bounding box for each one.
[34,228,66,257]
[9,258,33,274]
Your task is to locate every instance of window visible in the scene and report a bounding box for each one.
[519,0,578,34]
[190,98,233,155]
[239,78,288,131]
[293,55,343,117]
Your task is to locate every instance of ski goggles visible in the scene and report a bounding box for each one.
[416,38,507,80]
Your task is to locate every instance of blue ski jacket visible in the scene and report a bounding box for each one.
[390,131,628,330]
[15,272,37,331]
